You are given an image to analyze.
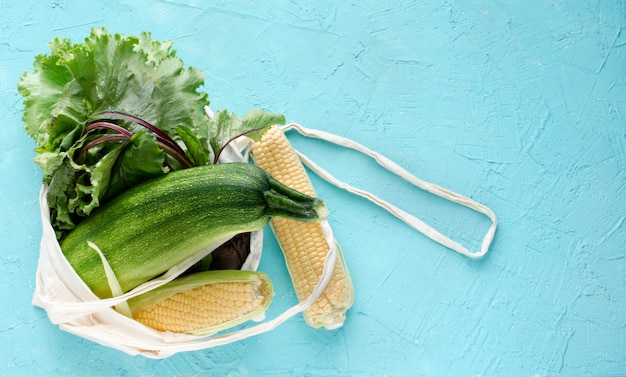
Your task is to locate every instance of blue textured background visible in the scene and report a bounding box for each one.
[1,1,625,376]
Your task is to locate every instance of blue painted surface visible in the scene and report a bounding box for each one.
[1,1,625,376]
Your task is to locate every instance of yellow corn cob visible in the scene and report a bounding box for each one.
[250,125,354,329]
[127,270,273,336]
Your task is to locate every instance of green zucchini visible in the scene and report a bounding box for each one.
[60,162,326,298]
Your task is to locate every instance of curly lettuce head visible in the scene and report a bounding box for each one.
[18,28,210,235]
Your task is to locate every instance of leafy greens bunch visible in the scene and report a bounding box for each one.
[18,28,285,238]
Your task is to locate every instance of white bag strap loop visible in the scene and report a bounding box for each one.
[280,123,497,259]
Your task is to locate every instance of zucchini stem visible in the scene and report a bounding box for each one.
[264,178,328,221]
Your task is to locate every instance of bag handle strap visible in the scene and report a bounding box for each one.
[281,123,497,259]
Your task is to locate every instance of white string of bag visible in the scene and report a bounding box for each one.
[32,123,497,358]
[279,123,498,259]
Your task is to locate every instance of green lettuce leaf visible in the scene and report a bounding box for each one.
[176,125,209,167]
[18,27,210,234]
[104,131,168,201]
